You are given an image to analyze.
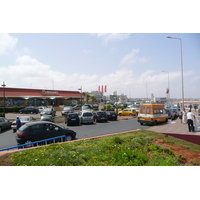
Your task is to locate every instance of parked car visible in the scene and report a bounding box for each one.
[38,106,46,113]
[93,111,108,122]
[16,121,77,145]
[118,108,137,116]
[40,115,54,122]
[40,107,56,116]
[79,111,94,124]
[0,117,12,133]
[82,105,92,111]
[65,113,81,126]
[11,116,36,132]
[61,106,73,115]
[165,109,176,120]
[171,107,179,118]
[73,105,81,110]
[128,105,140,115]
[106,111,117,121]
[19,106,39,114]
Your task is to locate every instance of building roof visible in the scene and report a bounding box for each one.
[0,87,82,99]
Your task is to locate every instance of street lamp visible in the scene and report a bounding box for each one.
[78,86,82,107]
[162,70,170,104]
[167,36,184,110]
[1,81,6,117]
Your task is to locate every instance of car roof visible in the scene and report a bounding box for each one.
[25,121,55,126]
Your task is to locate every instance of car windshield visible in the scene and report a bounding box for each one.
[19,117,30,121]
[63,107,71,110]
[69,114,77,118]
[83,113,93,117]
[44,108,51,111]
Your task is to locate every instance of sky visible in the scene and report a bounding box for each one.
[0,33,199,99]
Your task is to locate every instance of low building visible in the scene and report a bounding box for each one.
[0,87,83,106]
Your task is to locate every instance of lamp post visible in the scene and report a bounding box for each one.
[78,86,82,108]
[167,36,184,110]
[1,81,6,117]
[162,70,170,105]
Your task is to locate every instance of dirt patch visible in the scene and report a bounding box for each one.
[154,138,200,165]
[0,154,12,166]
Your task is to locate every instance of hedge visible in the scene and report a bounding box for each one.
[0,106,24,113]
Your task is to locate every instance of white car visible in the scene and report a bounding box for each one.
[38,106,46,113]
[11,116,36,132]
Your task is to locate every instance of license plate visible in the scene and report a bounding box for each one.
[71,119,76,120]
[101,117,105,119]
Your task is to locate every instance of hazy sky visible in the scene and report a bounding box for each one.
[1,1,200,99]
[0,33,199,99]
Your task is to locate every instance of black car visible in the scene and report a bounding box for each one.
[65,113,81,126]
[16,121,76,145]
[106,111,117,121]
[61,106,74,115]
[93,111,107,122]
[40,107,56,116]
[19,106,39,114]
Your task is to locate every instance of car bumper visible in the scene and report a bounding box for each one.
[81,119,94,123]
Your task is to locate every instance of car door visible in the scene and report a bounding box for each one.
[30,124,49,141]
[0,118,5,130]
[2,118,11,129]
[123,109,128,116]
[45,123,65,139]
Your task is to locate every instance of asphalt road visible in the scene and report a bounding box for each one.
[0,117,149,149]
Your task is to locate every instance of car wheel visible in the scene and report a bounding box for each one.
[0,127,2,133]
[129,114,133,116]
[24,139,34,148]
[66,135,73,141]
[119,113,122,116]
[13,129,16,133]
[153,121,157,125]
[140,122,143,125]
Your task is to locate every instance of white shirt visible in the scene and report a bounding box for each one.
[187,112,195,120]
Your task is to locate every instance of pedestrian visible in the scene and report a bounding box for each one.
[186,110,195,132]
[182,108,187,124]
[178,109,182,123]
[16,116,22,130]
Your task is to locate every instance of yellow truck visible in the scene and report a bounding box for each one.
[137,104,168,125]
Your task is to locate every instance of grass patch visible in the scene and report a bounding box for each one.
[3,130,200,166]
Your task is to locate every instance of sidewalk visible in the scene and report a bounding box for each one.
[147,115,200,145]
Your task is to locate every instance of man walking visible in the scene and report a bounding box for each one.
[187,110,195,132]
[16,116,22,130]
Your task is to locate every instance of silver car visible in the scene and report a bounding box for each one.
[0,117,12,133]
[79,111,94,124]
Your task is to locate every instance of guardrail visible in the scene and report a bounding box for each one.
[0,135,67,152]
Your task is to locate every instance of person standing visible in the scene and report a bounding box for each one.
[187,110,195,132]
[16,116,22,130]
[178,109,183,123]
[182,109,187,124]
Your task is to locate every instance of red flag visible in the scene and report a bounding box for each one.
[166,88,169,94]
[104,85,107,92]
